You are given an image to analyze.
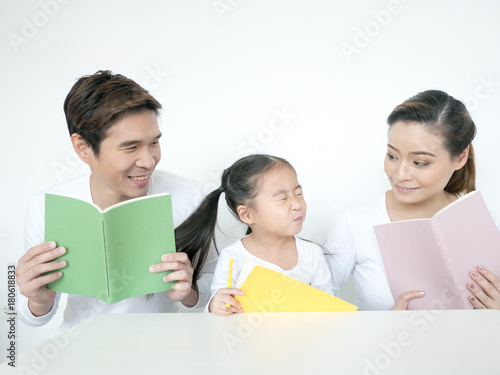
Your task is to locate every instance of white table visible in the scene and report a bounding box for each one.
[3,310,500,374]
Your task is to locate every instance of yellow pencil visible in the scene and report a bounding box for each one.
[226,258,233,314]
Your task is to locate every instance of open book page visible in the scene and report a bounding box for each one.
[104,194,176,302]
[235,257,260,289]
[433,191,500,307]
[45,193,175,304]
[235,258,357,312]
[374,191,500,310]
[433,190,479,216]
[45,194,107,298]
[375,220,463,309]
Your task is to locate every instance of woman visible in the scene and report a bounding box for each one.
[323,90,500,310]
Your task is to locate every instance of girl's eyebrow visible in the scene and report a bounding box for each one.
[272,185,302,197]
[387,144,436,157]
[272,189,286,197]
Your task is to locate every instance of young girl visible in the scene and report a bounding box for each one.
[177,154,333,315]
[323,90,500,311]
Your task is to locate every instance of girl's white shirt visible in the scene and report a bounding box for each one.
[207,236,333,311]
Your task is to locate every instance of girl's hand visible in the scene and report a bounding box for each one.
[209,288,245,316]
[468,266,500,310]
[391,290,425,310]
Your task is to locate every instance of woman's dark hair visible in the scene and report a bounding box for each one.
[387,89,476,195]
[174,154,294,290]
[64,70,162,156]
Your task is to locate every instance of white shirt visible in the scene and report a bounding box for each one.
[19,170,216,330]
[208,236,333,310]
[323,192,500,311]
[323,193,395,310]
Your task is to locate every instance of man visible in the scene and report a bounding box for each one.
[16,70,214,330]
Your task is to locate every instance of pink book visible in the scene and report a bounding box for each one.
[374,191,500,310]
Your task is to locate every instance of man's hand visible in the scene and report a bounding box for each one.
[149,252,198,306]
[16,241,67,316]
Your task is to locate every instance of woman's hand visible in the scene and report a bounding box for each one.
[391,290,425,310]
[209,288,245,316]
[468,266,500,310]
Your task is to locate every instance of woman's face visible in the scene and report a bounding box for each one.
[384,121,467,205]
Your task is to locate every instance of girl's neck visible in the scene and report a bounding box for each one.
[241,232,298,270]
[386,189,458,222]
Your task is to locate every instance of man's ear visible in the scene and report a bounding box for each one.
[455,145,470,170]
[71,133,94,165]
[237,205,254,225]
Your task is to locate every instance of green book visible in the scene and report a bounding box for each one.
[45,193,176,304]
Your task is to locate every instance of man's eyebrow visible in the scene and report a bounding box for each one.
[118,133,162,148]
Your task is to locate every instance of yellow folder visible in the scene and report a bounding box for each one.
[235,264,358,313]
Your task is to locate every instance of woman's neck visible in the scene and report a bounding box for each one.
[386,189,459,222]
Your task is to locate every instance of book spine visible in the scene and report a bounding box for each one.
[102,220,110,300]
[432,223,466,308]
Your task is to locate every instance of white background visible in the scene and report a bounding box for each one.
[1,0,500,357]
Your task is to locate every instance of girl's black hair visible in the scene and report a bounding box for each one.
[174,154,293,291]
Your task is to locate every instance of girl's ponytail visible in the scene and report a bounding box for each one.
[174,177,227,291]
[175,154,293,290]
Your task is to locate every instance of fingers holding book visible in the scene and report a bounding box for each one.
[468,266,500,310]
[150,252,196,304]
[16,241,67,316]
[391,290,425,310]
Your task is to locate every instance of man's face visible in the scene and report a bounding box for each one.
[87,110,161,209]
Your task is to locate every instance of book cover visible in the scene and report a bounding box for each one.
[45,193,176,304]
[374,191,500,309]
[234,259,358,312]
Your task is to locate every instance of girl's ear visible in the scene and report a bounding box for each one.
[455,145,469,170]
[71,133,94,165]
[237,205,254,225]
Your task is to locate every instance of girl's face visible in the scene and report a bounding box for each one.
[244,166,306,237]
[384,121,466,205]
